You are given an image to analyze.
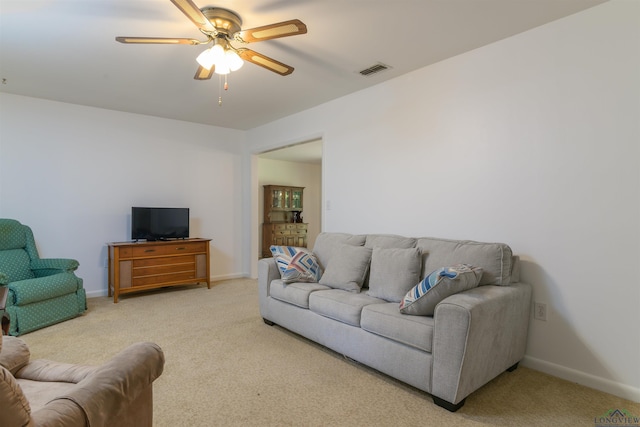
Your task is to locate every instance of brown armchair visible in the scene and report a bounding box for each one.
[0,336,164,427]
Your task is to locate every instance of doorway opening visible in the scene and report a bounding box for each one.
[257,139,322,260]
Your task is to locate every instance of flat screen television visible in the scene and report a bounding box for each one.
[131,207,189,241]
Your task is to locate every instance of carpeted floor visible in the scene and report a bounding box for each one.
[19,279,639,426]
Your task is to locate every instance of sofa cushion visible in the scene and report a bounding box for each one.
[416,237,512,285]
[312,233,366,270]
[16,378,78,413]
[361,303,435,352]
[0,365,31,427]
[309,289,385,327]
[367,247,422,303]
[270,246,322,284]
[270,280,331,309]
[319,244,372,292]
[400,264,483,316]
[365,234,416,249]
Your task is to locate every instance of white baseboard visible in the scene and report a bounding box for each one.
[86,289,108,298]
[210,273,247,281]
[522,355,640,403]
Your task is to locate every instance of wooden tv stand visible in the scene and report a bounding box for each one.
[108,238,211,303]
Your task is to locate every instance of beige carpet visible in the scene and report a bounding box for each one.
[19,279,639,426]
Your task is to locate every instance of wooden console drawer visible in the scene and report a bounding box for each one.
[133,255,195,268]
[131,242,206,257]
[118,247,133,257]
[133,271,198,287]
[133,256,196,278]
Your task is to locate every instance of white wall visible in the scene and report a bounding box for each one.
[0,94,247,297]
[257,157,322,255]
[247,1,640,401]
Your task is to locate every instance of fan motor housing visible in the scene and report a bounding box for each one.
[201,7,242,35]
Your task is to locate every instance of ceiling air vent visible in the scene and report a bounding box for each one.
[359,63,391,77]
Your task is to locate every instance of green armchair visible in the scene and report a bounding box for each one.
[0,219,86,335]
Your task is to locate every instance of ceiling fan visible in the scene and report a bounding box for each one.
[116,0,307,79]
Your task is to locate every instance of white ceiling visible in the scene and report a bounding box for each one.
[1,0,606,131]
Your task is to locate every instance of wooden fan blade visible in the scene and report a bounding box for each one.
[116,36,200,45]
[238,49,294,76]
[170,0,216,33]
[194,65,215,80]
[235,19,307,43]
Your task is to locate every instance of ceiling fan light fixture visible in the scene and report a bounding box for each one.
[225,50,244,72]
[116,1,306,92]
[210,43,225,62]
[196,47,216,70]
[197,43,226,70]
[214,62,230,75]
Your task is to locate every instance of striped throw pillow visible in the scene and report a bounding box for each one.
[270,246,322,284]
[399,264,483,316]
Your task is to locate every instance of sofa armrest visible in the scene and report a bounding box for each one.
[8,272,81,306]
[35,342,164,427]
[258,258,279,297]
[30,258,79,277]
[258,258,279,318]
[431,282,532,405]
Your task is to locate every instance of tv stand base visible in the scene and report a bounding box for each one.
[108,238,211,303]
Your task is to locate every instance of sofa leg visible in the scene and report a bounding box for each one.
[433,396,465,412]
[263,318,275,326]
[507,362,519,372]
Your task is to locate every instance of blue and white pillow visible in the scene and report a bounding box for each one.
[399,264,483,316]
[270,246,322,284]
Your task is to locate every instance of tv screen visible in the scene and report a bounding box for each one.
[131,207,189,241]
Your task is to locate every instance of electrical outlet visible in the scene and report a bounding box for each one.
[534,302,547,321]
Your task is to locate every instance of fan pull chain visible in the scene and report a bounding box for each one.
[217,74,230,106]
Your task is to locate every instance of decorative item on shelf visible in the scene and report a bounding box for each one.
[292,211,302,223]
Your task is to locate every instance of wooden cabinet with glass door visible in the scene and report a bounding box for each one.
[262,185,307,257]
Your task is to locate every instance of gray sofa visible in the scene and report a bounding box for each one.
[258,232,532,411]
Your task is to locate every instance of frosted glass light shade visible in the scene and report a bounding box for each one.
[209,44,225,63]
[214,62,230,75]
[226,50,244,71]
[196,48,216,70]
[196,43,242,75]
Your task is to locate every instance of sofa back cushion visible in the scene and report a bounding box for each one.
[365,234,416,249]
[318,244,372,292]
[367,247,422,302]
[416,237,513,285]
[312,233,366,270]
[0,249,35,282]
[0,219,28,251]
